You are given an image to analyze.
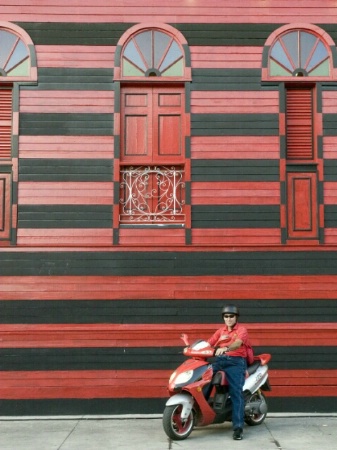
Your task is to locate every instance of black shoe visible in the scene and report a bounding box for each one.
[233,427,243,440]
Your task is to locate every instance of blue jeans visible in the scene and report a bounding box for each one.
[212,355,247,430]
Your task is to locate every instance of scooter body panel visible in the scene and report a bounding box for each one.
[243,364,269,393]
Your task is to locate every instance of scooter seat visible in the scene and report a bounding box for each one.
[247,360,260,375]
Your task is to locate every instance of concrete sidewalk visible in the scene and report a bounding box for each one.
[0,415,336,450]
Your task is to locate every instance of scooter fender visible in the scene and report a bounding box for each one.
[165,393,194,420]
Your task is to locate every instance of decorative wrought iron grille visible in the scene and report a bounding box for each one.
[120,166,185,224]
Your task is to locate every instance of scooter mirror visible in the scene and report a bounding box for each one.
[180,333,190,346]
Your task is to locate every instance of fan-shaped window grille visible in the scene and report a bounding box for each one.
[122,30,184,77]
[0,29,30,77]
[270,30,330,77]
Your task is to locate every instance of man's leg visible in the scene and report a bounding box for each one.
[224,358,246,438]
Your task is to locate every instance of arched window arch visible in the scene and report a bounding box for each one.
[262,24,336,81]
[114,23,191,81]
[0,22,37,81]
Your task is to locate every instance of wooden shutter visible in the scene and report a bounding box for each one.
[286,88,313,160]
[121,86,184,164]
[0,88,12,159]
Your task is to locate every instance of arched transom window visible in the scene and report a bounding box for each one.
[122,29,184,77]
[0,29,30,77]
[269,30,330,77]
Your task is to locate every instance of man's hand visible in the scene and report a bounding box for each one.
[215,347,228,356]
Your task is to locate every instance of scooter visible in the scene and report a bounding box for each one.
[162,333,271,440]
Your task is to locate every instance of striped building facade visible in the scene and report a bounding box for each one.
[0,1,337,415]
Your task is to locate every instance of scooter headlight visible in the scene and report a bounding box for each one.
[174,370,194,385]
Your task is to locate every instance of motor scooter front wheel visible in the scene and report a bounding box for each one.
[162,404,195,440]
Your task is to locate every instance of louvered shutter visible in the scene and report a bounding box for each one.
[286,88,313,160]
[0,88,12,159]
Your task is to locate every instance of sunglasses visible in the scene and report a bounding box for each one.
[224,314,236,319]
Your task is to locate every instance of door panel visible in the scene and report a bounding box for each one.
[158,114,181,156]
[124,115,149,156]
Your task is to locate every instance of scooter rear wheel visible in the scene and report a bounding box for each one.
[162,404,195,440]
[244,391,267,426]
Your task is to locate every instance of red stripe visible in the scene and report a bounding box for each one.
[34,46,115,69]
[2,274,337,300]
[191,136,280,160]
[191,181,280,205]
[17,229,113,246]
[0,3,332,24]
[0,369,335,399]
[0,323,336,348]
[191,91,279,113]
[19,136,114,159]
[20,90,114,113]
[19,182,113,205]
[119,228,186,246]
[191,47,263,70]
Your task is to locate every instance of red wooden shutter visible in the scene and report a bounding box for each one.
[0,88,12,159]
[152,87,184,163]
[286,88,313,160]
[121,86,184,164]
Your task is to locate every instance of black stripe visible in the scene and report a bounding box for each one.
[192,113,279,135]
[325,205,337,227]
[192,205,280,228]
[1,299,336,324]
[21,68,114,91]
[3,251,337,276]
[0,396,335,416]
[19,159,113,182]
[324,160,337,181]
[19,113,113,136]
[191,69,264,91]
[15,22,135,45]
[323,114,337,135]
[15,22,280,46]
[173,23,281,46]
[18,205,113,229]
[191,160,279,182]
[0,347,335,371]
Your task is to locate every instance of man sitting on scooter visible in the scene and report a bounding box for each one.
[207,305,249,441]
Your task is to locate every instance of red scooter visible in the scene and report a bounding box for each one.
[162,334,271,440]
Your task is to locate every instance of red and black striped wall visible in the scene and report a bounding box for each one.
[0,250,337,415]
[0,16,337,415]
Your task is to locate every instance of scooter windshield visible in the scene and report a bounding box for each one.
[191,340,210,350]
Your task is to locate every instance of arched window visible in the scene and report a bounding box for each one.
[269,30,330,77]
[0,29,30,77]
[122,29,184,77]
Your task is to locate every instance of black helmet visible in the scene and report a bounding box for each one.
[222,305,240,318]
